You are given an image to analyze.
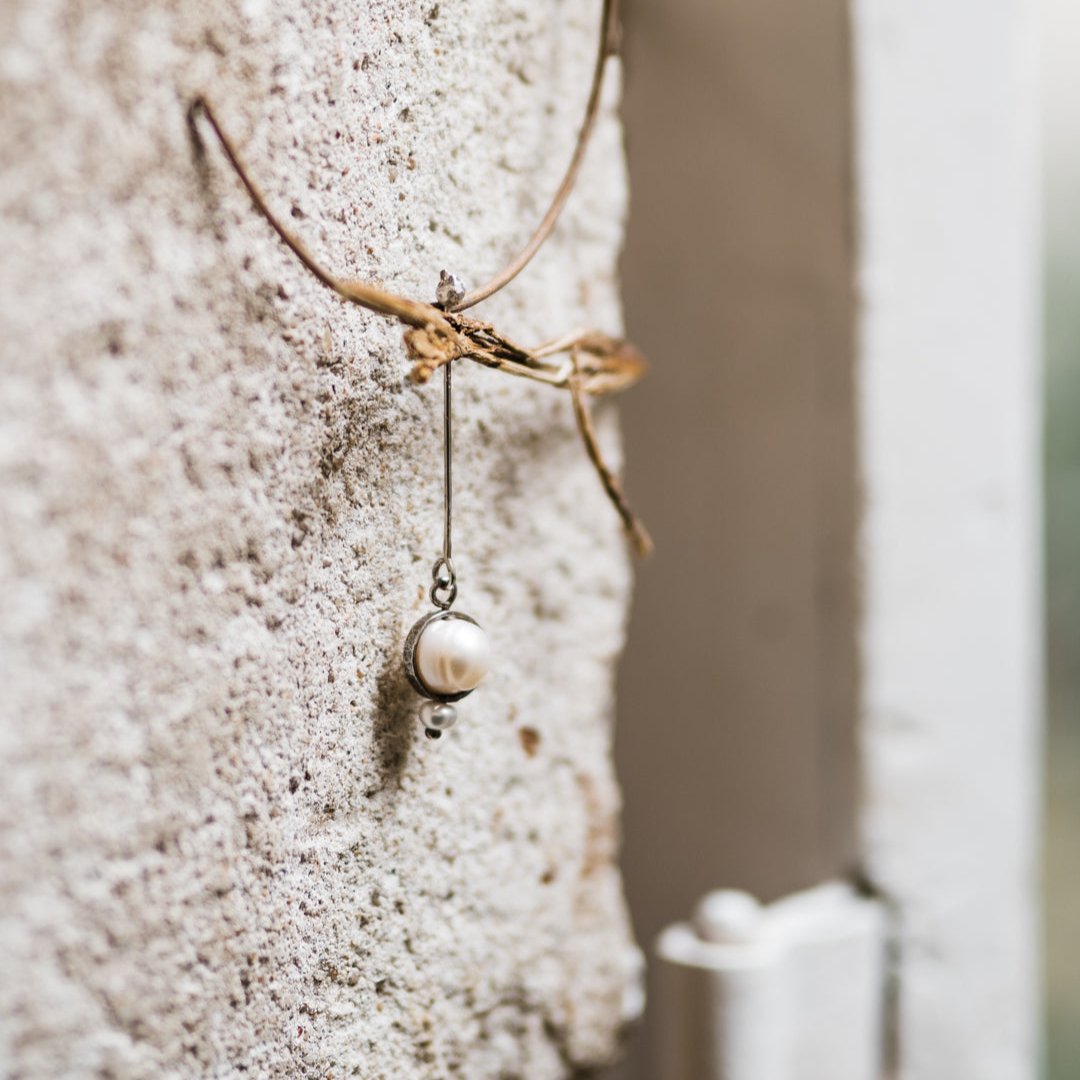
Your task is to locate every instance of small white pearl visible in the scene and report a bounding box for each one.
[414,617,491,696]
[420,701,458,731]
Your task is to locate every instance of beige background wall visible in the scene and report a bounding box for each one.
[613,0,857,1073]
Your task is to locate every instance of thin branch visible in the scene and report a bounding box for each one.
[531,329,595,359]
[557,331,646,396]
[453,0,620,312]
[186,38,653,556]
[405,321,644,400]
[187,97,449,334]
[187,105,646,403]
[569,362,652,557]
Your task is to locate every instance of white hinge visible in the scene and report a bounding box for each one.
[655,882,888,1080]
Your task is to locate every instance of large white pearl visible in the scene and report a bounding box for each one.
[414,617,491,696]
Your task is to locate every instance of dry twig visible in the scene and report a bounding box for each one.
[186,0,651,555]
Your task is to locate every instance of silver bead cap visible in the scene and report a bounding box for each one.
[435,269,466,310]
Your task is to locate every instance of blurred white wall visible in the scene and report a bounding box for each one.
[1043,0,1080,242]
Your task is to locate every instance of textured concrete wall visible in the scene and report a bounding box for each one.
[0,1,639,1076]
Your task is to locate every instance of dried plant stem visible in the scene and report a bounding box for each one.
[570,365,653,557]
[188,97,444,334]
[186,0,649,554]
[454,0,620,312]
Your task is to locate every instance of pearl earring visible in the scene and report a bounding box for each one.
[403,273,491,739]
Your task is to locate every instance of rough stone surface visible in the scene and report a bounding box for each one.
[0,1,640,1076]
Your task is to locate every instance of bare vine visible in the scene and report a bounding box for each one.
[187,0,651,555]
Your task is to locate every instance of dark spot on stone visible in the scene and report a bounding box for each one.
[518,727,541,757]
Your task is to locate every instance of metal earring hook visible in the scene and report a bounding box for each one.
[430,359,457,610]
[401,282,491,739]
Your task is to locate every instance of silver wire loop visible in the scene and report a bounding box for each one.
[430,555,457,609]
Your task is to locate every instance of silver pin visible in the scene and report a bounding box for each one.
[402,282,491,739]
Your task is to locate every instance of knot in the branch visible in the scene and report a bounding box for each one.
[404,324,465,384]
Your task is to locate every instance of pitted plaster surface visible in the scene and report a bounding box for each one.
[0,1,640,1076]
